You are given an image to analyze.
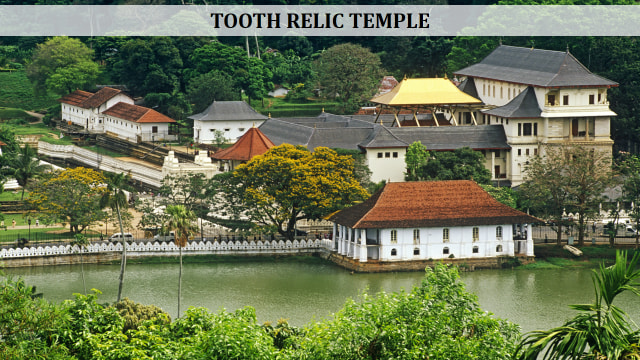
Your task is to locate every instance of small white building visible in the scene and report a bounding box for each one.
[190,101,269,144]
[329,180,538,264]
[58,87,134,132]
[101,102,177,143]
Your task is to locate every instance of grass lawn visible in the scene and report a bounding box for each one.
[7,122,74,145]
[0,107,39,121]
[0,191,24,201]
[80,145,128,158]
[0,71,59,111]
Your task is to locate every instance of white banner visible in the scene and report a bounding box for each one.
[0,5,639,36]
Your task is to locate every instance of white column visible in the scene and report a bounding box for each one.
[332,223,338,251]
[526,224,534,256]
[359,229,368,262]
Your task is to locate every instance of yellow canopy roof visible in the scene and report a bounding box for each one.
[370,78,482,106]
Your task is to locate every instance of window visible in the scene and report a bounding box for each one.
[492,85,495,97]
[547,94,556,105]
[377,152,383,158]
[385,152,390,158]
[443,228,449,242]
[391,248,397,256]
[508,88,511,99]
[534,123,538,135]
[534,148,538,156]
[523,123,532,136]
[413,229,420,245]
[392,152,398,158]
[518,149,522,156]
[239,128,245,132]
[496,226,503,239]
[473,246,479,254]
[495,150,500,158]
[472,227,479,242]
[413,248,420,255]
[483,83,486,95]
[224,128,230,132]
[589,94,595,104]
[526,148,530,156]
[496,245,503,252]
[390,230,397,244]
[152,126,158,133]
[443,247,449,255]
[563,95,569,105]
[500,87,503,99]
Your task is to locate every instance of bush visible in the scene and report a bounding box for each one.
[112,297,171,332]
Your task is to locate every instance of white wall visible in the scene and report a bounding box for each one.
[365,148,406,183]
[195,119,265,144]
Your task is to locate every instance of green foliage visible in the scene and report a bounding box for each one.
[516,251,640,360]
[3,144,51,200]
[112,298,171,333]
[314,43,385,114]
[0,107,38,121]
[406,145,492,184]
[26,37,100,97]
[481,184,519,209]
[186,70,241,114]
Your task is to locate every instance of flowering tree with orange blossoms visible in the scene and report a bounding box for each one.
[212,144,369,240]
[27,167,108,234]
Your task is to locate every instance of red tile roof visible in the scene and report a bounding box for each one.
[330,180,540,229]
[58,90,93,106]
[212,127,274,161]
[58,87,128,109]
[102,102,176,123]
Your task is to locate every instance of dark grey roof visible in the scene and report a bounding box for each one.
[258,118,314,147]
[308,128,376,151]
[458,77,481,100]
[389,125,510,151]
[359,127,409,149]
[483,86,542,119]
[454,45,618,88]
[188,101,268,121]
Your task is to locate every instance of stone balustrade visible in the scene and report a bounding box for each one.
[1,239,334,259]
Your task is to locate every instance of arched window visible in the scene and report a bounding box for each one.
[472,227,479,242]
[443,228,449,242]
[413,229,420,245]
[391,248,397,256]
[390,230,397,244]
[496,245,503,252]
[496,226,503,239]
[443,247,449,255]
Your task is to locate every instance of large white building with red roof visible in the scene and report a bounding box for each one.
[58,87,177,143]
[329,180,539,264]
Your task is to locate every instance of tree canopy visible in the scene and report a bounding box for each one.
[212,144,369,240]
[27,167,107,233]
[26,36,100,97]
[405,143,492,184]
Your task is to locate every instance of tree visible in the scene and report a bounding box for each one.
[213,144,368,240]
[617,153,640,248]
[186,70,240,114]
[26,36,100,96]
[521,145,613,246]
[166,204,196,318]
[70,233,89,295]
[100,172,131,303]
[314,43,385,113]
[27,167,107,233]
[406,146,492,184]
[516,251,640,360]
[5,144,51,200]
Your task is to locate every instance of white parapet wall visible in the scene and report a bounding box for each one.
[162,151,220,180]
[38,141,163,188]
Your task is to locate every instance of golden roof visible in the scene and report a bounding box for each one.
[370,78,482,106]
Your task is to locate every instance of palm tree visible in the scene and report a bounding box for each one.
[100,172,129,302]
[8,144,51,200]
[516,250,640,360]
[166,204,196,318]
[70,233,90,295]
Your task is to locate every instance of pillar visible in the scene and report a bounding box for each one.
[359,229,368,262]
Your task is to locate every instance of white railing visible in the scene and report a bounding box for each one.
[1,239,334,259]
[37,141,163,188]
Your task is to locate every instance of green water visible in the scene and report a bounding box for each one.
[5,259,640,334]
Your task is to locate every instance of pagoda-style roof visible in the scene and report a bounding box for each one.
[102,102,176,123]
[370,78,482,106]
[212,126,274,161]
[483,86,542,119]
[454,45,618,88]
[329,180,540,229]
[189,101,268,122]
